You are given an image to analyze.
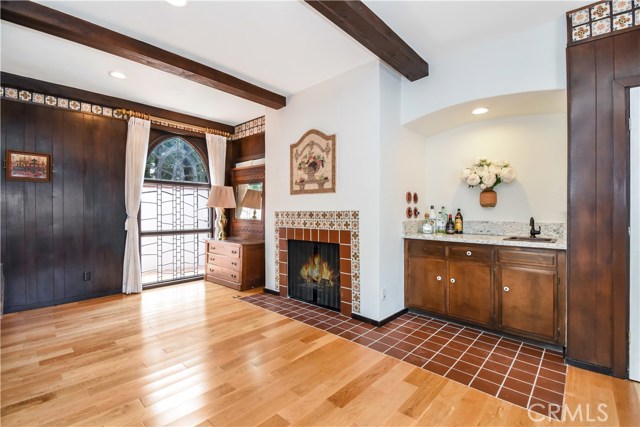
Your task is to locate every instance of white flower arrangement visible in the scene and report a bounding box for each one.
[462,158,516,190]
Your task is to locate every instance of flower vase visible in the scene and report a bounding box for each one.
[480,188,497,207]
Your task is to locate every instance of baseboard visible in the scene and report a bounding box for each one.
[565,357,614,376]
[351,308,408,327]
[3,289,121,314]
[263,288,279,296]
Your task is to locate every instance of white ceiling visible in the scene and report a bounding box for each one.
[0,1,585,127]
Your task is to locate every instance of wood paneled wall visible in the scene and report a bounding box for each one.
[1,100,128,312]
[567,29,640,377]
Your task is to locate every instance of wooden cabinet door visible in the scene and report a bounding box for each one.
[447,261,493,326]
[407,257,446,314]
[499,266,556,341]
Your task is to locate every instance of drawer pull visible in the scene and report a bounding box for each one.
[436,275,442,281]
[232,262,238,266]
[503,286,510,292]
[466,251,472,256]
[232,250,238,254]
[450,278,456,284]
[231,274,237,279]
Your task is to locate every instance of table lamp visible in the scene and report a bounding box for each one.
[207,185,236,240]
[240,189,262,220]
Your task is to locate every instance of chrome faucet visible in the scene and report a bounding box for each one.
[530,217,541,238]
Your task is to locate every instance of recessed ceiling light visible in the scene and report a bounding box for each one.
[166,0,188,7]
[109,71,127,79]
[472,107,489,115]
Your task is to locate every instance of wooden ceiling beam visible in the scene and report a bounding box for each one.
[305,1,429,81]
[0,1,287,110]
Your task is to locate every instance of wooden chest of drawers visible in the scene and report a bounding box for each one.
[204,238,265,291]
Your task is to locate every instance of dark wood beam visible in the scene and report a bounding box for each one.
[0,1,286,110]
[305,1,429,81]
[1,72,236,134]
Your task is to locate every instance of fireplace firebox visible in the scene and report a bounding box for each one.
[287,240,340,310]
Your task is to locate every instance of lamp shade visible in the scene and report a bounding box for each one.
[207,185,236,208]
[240,189,262,210]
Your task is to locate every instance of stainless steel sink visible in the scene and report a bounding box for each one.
[504,236,557,243]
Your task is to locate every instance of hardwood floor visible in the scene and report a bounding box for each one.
[1,281,638,426]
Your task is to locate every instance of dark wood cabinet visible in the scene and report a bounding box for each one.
[205,238,264,291]
[496,247,566,345]
[498,266,556,341]
[406,257,446,314]
[405,240,494,328]
[448,260,493,326]
[405,239,566,345]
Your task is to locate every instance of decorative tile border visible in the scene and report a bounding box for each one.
[275,210,360,314]
[0,84,260,140]
[567,1,640,45]
[232,116,265,140]
[0,85,123,119]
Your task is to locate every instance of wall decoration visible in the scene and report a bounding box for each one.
[461,158,517,207]
[5,150,52,182]
[290,129,336,195]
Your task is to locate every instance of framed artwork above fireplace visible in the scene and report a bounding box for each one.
[290,129,336,195]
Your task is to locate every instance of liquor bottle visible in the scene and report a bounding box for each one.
[454,209,464,234]
[429,206,437,231]
[446,214,455,234]
[422,213,433,234]
[436,211,446,234]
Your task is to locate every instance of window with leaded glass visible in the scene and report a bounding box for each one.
[140,136,211,287]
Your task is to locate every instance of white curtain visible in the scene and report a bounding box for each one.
[122,117,150,294]
[206,134,228,223]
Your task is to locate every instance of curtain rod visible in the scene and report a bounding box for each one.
[115,109,233,138]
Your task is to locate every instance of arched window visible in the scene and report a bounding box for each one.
[140,136,211,287]
[145,136,208,183]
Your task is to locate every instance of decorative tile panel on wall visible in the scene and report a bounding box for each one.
[0,85,121,118]
[232,116,265,140]
[275,210,361,314]
[568,1,640,44]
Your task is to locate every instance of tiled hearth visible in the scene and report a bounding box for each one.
[274,210,360,315]
[242,293,567,419]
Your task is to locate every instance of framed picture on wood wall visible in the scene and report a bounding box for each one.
[5,150,52,182]
[290,129,336,195]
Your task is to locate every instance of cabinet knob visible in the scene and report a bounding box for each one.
[503,286,510,292]
[436,275,442,281]
[466,251,472,256]
[450,278,456,284]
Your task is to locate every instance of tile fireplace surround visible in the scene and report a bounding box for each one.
[274,210,360,315]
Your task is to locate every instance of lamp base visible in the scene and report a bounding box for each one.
[215,208,228,240]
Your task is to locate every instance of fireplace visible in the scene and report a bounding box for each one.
[288,240,340,310]
[275,210,360,316]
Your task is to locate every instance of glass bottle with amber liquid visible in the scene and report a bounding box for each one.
[454,208,464,234]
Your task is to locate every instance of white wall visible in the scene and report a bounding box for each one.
[629,87,639,382]
[424,114,567,222]
[402,18,568,125]
[379,65,427,319]
[265,61,383,320]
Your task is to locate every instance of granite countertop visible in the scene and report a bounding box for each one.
[402,232,566,250]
